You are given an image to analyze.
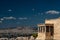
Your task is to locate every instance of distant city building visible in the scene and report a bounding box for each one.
[0,17,60,40]
[0,26,35,40]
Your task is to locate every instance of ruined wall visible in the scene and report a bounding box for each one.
[36,24,46,40]
[45,18,60,40]
[36,33,45,40]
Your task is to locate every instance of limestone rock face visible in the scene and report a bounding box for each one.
[29,36,34,40]
[16,37,28,40]
[0,38,8,40]
[9,38,15,40]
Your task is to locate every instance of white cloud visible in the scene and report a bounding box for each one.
[45,10,60,14]
[3,16,16,20]
[32,8,35,11]
[0,16,16,23]
[0,21,2,23]
[0,17,28,23]
[18,17,28,20]
[1,18,4,21]
[8,9,12,12]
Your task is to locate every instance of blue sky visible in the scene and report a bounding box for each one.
[0,0,60,28]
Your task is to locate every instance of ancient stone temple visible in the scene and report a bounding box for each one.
[36,17,60,40]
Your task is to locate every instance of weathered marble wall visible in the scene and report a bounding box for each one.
[45,18,60,40]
